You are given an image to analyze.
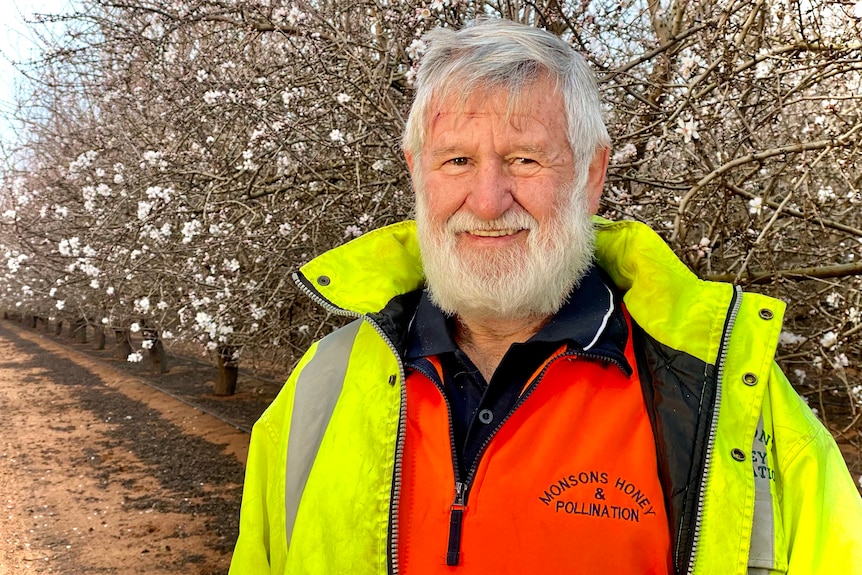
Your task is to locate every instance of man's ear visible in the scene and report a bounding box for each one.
[586,147,609,214]
[404,150,415,174]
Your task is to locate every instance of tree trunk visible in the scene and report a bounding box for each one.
[143,329,168,374]
[214,346,238,396]
[94,324,106,350]
[73,318,87,343]
[114,329,132,360]
[54,320,63,336]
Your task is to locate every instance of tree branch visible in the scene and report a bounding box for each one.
[707,261,862,285]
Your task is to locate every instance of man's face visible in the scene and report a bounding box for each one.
[406,78,607,321]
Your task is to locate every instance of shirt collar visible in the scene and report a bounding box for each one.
[405,264,630,370]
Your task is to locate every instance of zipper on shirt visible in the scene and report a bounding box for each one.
[446,482,468,565]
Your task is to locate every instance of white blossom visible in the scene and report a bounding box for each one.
[130,322,141,333]
[407,39,427,60]
[835,353,849,368]
[779,331,807,347]
[819,331,839,349]
[203,90,224,104]
[817,186,836,203]
[675,117,699,143]
[181,219,202,243]
[127,351,143,363]
[137,201,153,220]
[748,197,763,215]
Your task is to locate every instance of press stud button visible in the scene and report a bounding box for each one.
[317,275,331,286]
[731,448,746,462]
[743,372,758,386]
[478,409,494,424]
[759,308,774,320]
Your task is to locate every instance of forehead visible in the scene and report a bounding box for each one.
[425,78,569,147]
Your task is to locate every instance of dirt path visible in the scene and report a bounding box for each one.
[0,323,249,574]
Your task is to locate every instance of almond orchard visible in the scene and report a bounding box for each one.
[0,0,860,447]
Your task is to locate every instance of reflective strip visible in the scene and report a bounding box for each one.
[748,414,775,570]
[284,320,362,547]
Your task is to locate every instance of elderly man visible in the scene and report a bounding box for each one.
[229,18,862,574]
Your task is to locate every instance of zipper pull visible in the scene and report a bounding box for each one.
[446,482,467,566]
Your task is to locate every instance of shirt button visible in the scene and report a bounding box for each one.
[478,409,494,424]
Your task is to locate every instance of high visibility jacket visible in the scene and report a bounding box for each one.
[229,218,862,575]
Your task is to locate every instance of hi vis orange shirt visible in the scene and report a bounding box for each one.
[398,335,672,573]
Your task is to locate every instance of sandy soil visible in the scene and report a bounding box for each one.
[0,322,251,574]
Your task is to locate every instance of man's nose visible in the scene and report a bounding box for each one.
[464,162,514,221]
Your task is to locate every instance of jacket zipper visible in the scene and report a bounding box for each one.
[421,349,628,566]
[292,272,408,575]
[683,285,742,575]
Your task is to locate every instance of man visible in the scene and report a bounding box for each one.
[230,18,862,574]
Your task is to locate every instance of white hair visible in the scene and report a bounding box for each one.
[403,18,610,175]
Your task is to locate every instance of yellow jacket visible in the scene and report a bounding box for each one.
[230,218,862,574]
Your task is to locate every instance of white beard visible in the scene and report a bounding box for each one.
[415,175,596,322]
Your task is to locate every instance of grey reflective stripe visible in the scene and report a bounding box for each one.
[749,414,776,570]
[284,320,362,548]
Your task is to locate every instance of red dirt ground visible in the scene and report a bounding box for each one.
[0,322,250,574]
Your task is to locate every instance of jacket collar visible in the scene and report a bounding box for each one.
[296,218,784,366]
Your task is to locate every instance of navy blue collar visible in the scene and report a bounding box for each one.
[404,264,631,372]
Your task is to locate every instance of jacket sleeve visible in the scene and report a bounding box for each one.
[771,363,862,574]
[228,344,312,574]
[229,412,277,575]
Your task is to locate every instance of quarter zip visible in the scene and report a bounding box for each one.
[682,285,742,574]
[407,360,469,566]
[447,482,468,565]
[293,271,409,575]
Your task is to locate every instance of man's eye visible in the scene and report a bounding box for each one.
[514,157,537,165]
[447,157,468,166]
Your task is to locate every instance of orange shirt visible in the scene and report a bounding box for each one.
[398,335,672,573]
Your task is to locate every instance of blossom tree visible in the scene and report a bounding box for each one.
[0,0,859,434]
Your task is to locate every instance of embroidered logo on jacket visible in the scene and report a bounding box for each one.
[538,470,659,523]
